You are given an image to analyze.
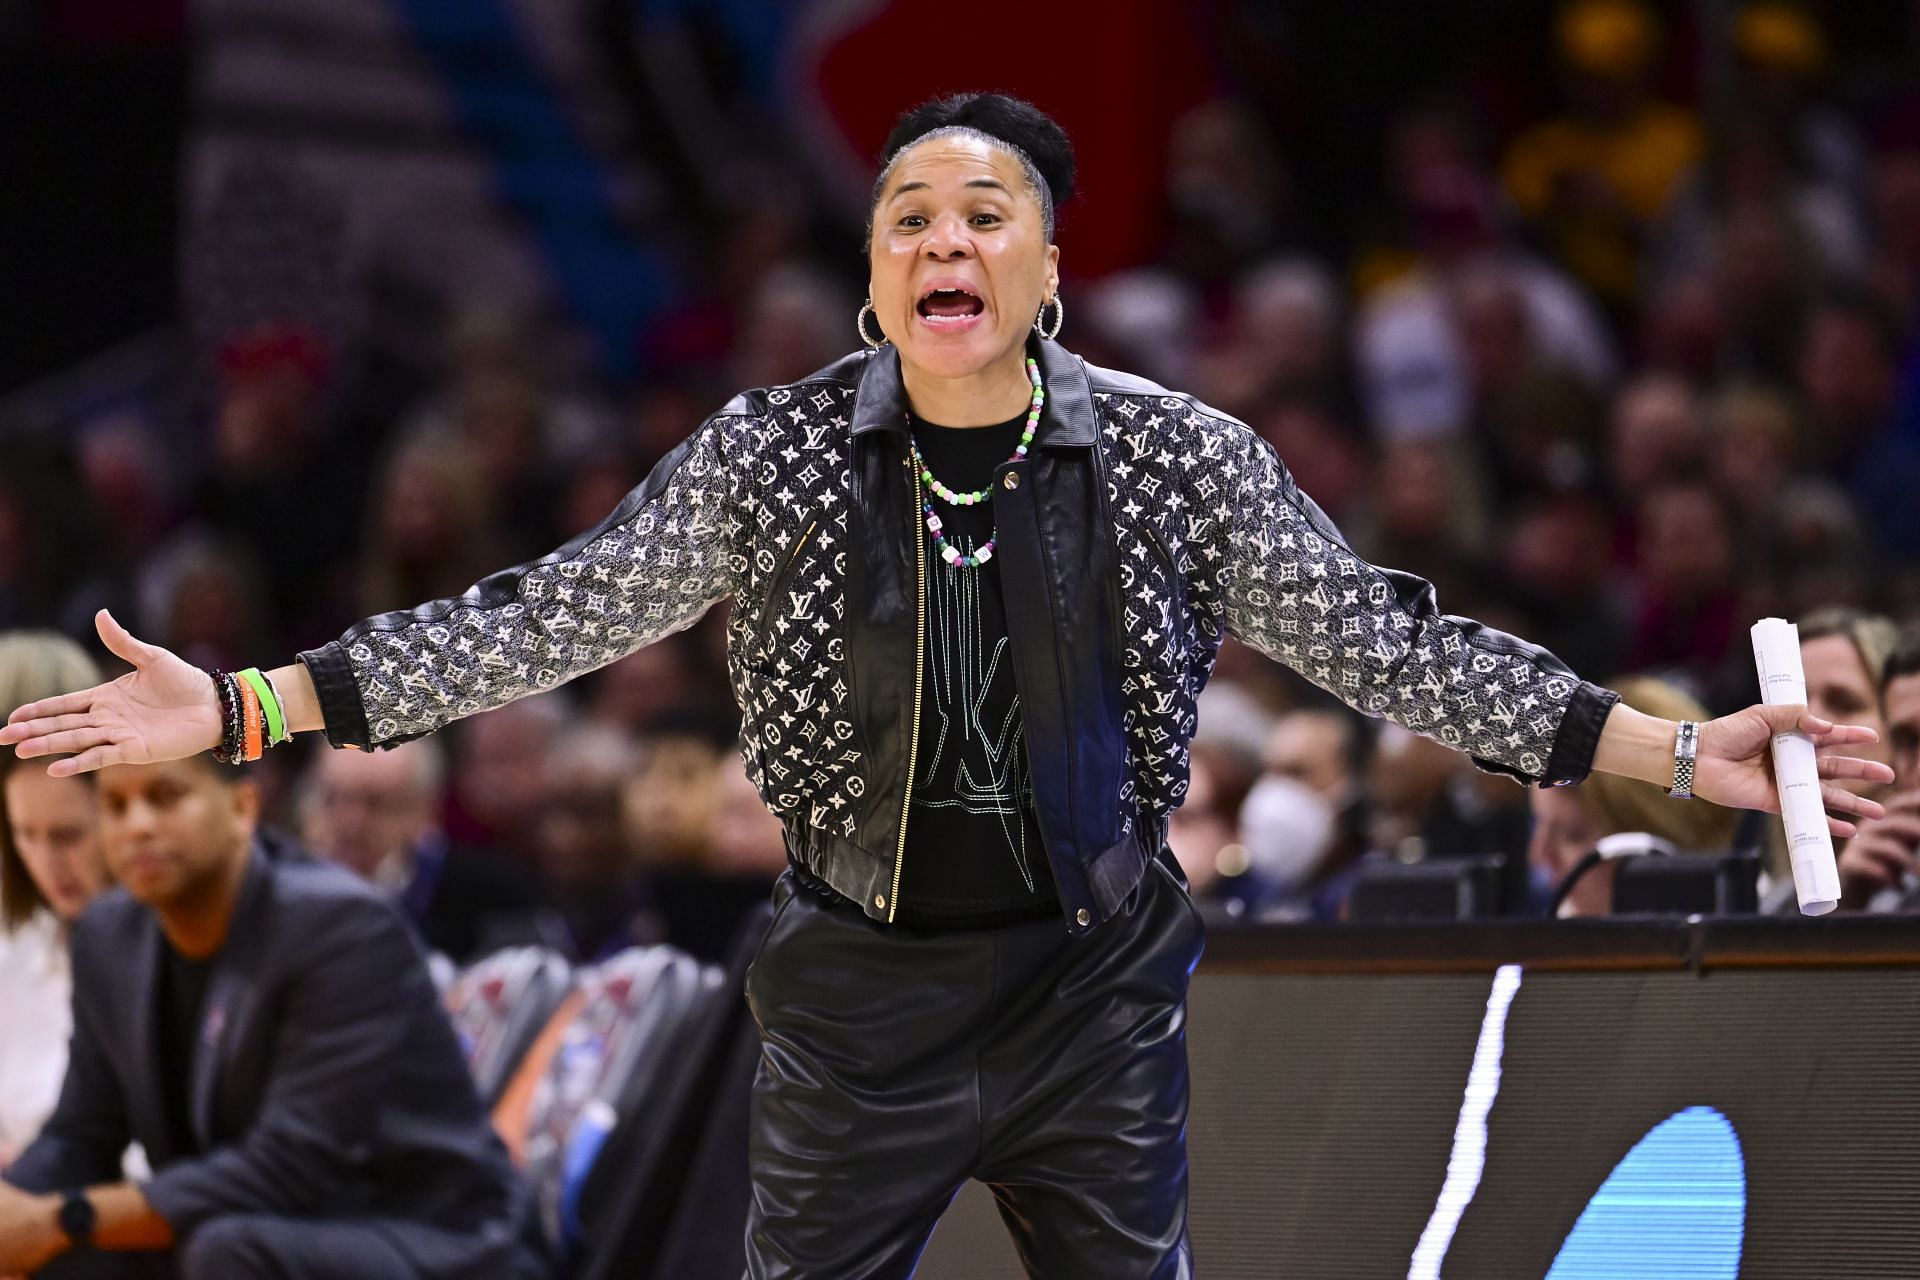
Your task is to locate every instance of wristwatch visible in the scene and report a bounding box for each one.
[1669,719,1700,800]
[58,1188,96,1249]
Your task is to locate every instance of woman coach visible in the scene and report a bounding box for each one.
[4,94,1892,1278]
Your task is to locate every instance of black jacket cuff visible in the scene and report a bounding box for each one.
[297,642,371,750]
[1540,680,1621,788]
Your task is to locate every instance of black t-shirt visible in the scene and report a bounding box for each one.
[895,411,1060,928]
[157,944,214,1158]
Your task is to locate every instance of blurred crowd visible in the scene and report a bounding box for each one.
[7,0,1920,953]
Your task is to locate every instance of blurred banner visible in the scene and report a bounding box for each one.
[184,0,671,378]
[180,0,1214,381]
[785,0,1213,277]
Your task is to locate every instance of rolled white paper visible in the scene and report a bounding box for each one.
[1751,618,1841,915]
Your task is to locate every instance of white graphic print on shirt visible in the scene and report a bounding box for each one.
[912,536,1039,893]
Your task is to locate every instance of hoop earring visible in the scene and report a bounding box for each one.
[1034,293,1064,340]
[857,299,887,349]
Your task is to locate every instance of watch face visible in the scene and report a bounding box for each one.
[59,1191,95,1243]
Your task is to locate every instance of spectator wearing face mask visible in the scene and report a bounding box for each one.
[1221,708,1371,922]
[1234,774,1336,923]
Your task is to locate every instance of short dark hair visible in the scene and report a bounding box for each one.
[1281,704,1373,782]
[871,93,1077,240]
[1886,625,1920,693]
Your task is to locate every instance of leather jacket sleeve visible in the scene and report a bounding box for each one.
[298,413,745,750]
[1215,421,1619,787]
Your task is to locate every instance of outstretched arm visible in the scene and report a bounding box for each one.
[3,412,746,771]
[1210,415,1890,830]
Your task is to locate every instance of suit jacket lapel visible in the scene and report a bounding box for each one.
[189,846,270,1150]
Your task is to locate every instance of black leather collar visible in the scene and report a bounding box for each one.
[849,336,1096,449]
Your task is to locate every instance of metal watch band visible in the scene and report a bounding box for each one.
[1669,719,1700,799]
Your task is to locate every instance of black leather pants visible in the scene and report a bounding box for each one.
[742,853,1204,1279]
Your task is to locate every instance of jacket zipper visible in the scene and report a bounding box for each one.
[1138,519,1187,619]
[887,457,926,923]
[753,518,819,653]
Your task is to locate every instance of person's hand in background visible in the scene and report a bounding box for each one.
[1837,792,1920,909]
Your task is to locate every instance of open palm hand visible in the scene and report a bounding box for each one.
[0,610,223,776]
[1694,703,1892,838]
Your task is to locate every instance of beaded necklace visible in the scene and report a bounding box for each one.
[907,356,1043,569]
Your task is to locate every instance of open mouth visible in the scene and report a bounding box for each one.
[916,286,985,326]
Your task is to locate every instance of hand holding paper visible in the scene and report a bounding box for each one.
[1598,619,1896,913]
[1620,621,1889,909]
[1752,619,1842,914]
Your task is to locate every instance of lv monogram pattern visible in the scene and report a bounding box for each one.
[722,385,866,840]
[1103,397,1220,817]
[346,417,744,739]
[338,367,1580,847]
[1099,392,1573,795]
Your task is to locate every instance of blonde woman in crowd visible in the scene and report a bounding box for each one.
[1797,608,1898,795]
[1528,676,1741,917]
[0,634,109,1168]
[1794,607,1906,910]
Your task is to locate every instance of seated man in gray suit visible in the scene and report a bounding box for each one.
[0,753,550,1279]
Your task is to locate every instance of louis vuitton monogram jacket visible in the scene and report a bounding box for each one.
[300,337,1619,935]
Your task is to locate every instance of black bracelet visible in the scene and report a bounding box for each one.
[226,672,247,763]
[208,670,246,765]
[209,670,231,763]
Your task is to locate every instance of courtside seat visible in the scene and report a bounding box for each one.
[514,945,726,1267]
[625,986,763,1279]
[443,945,575,1106]
[576,901,774,1280]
